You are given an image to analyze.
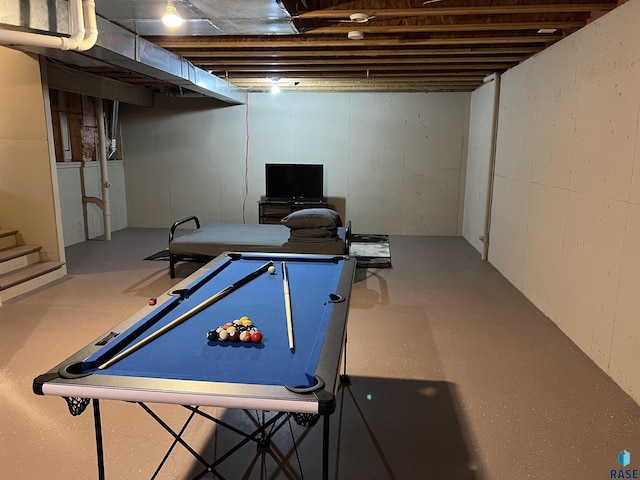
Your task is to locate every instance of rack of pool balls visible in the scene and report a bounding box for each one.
[206,316,263,344]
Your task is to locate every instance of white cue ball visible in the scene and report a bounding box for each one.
[268,265,276,274]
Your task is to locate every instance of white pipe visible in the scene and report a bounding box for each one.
[96,98,112,241]
[79,0,99,51]
[67,0,86,48]
[0,0,97,52]
[481,72,501,261]
[108,100,119,160]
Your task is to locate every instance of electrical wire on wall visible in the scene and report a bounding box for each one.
[242,96,250,223]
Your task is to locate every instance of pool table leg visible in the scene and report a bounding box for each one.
[92,399,106,480]
[340,332,350,384]
[169,254,176,279]
[323,412,330,480]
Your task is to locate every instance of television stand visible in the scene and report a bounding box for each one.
[258,200,332,224]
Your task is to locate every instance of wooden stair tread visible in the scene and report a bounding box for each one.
[0,262,65,290]
[0,229,18,238]
[0,244,41,262]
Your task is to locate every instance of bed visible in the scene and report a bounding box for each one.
[167,208,351,278]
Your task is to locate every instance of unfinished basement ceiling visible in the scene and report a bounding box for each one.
[4,0,622,94]
[96,0,297,36]
[114,0,620,92]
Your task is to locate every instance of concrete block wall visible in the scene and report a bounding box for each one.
[481,0,640,403]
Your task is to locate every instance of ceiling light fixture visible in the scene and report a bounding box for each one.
[348,31,364,40]
[537,28,558,34]
[270,77,281,94]
[162,0,183,27]
[349,13,370,23]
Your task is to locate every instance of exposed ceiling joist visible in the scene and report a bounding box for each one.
[152,34,564,49]
[293,4,617,19]
[302,21,586,35]
[2,0,620,94]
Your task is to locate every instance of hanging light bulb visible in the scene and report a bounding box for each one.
[162,0,183,27]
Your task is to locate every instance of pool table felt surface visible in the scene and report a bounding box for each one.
[35,253,356,412]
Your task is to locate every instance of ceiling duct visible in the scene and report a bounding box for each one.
[0,0,97,51]
[0,0,246,105]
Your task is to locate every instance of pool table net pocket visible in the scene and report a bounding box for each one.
[292,412,320,427]
[64,396,90,416]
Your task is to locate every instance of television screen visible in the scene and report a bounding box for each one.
[265,164,324,201]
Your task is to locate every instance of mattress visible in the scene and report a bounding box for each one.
[169,223,347,257]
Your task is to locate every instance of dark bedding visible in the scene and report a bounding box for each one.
[170,223,347,256]
[167,214,350,278]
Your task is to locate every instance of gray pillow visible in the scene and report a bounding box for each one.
[281,208,342,229]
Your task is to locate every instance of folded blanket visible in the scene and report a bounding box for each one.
[287,236,339,243]
[288,227,338,239]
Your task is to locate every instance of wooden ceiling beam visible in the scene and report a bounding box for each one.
[293,4,617,19]
[236,83,479,91]
[235,76,484,84]
[227,70,490,78]
[305,21,584,35]
[219,64,507,74]
[172,46,542,58]
[277,81,479,85]
[152,35,562,49]
[242,87,477,92]
[193,56,526,67]
[369,71,497,78]
[212,65,512,74]
[231,74,487,90]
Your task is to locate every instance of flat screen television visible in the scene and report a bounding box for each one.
[265,163,324,201]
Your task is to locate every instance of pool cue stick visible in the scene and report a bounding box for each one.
[282,261,294,351]
[98,260,274,370]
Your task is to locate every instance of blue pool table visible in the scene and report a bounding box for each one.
[33,252,356,479]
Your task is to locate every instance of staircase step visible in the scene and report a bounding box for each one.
[0,229,19,250]
[0,244,41,263]
[0,245,42,275]
[0,229,18,238]
[0,261,65,291]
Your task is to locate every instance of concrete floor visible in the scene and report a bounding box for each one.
[1,229,639,479]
